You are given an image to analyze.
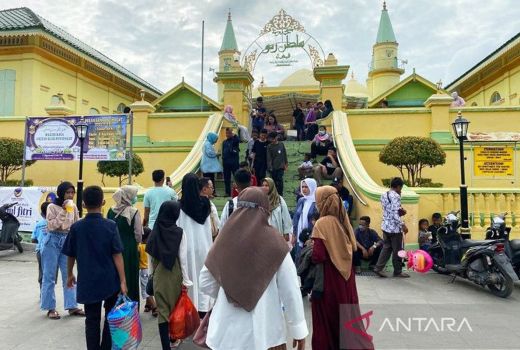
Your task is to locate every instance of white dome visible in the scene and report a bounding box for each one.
[279,69,319,87]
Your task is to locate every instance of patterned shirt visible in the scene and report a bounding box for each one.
[381,190,403,233]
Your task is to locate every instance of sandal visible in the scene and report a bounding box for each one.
[68,308,86,317]
[171,339,183,348]
[47,310,61,320]
[152,307,158,317]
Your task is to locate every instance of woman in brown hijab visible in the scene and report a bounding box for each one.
[311,186,374,350]
[199,187,308,350]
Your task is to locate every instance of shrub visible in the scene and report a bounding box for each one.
[379,137,446,187]
[0,138,36,182]
[97,153,144,186]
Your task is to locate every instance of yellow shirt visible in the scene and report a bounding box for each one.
[138,243,148,269]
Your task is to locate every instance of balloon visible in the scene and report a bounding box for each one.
[406,249,433,273]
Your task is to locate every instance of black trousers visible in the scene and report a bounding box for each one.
[353,245,382,267]
[223,162,239,196]
[270,168,285,196]
[84,293,119,350]
[295,124,305,141]
[254,161,267,184]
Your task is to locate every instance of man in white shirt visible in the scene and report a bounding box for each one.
[219,168,252,229]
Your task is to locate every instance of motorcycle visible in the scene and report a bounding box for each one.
[429,212,517,298]
[0,203,24,253]
[485,213,520,279]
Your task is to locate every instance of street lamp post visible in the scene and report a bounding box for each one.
[75,121,89,217]
[452,111,471,239]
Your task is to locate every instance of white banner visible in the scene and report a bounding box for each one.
[0,187,56,232]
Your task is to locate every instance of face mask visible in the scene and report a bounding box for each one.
[131,197,137,205]
[319,131,325,135]
[359,224,366,230]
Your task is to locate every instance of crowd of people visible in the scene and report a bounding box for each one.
[29,101,430,350]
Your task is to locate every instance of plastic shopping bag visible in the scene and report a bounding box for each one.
[169,289,201,340]
[107,295,142,350]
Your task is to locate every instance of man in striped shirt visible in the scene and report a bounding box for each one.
[373,177,410,278]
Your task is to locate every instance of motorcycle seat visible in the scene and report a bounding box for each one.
[510,239,520,251]
[461,239,495,248]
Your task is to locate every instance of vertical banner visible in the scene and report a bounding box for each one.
[24,115,127,161]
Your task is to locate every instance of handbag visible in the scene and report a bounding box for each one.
[107,295,142,350]
[193,310,212,348]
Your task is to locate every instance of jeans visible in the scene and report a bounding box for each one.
[40,232,77,311]
[84,293,118,350]
[374,231,404,275]
[223,162,239,196]
[270,168,285,196]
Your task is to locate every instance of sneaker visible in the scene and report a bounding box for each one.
[355,266,362,274]
[394,272,410,278]
[374,270,388,278]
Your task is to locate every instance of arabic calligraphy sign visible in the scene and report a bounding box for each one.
[242,9,325,71]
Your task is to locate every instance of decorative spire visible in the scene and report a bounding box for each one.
[351,71,355,80]
[220,10,239,52]
[376,1,396,43]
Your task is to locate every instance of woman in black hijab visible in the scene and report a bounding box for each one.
[177,173,214,317]
[146,201,192,349]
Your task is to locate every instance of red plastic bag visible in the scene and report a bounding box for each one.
[169,289,201,340]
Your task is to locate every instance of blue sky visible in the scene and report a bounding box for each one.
[2,0,519,98]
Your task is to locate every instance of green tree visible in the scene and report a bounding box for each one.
[379,137,446,187]
[97,153,144,186]
[0,137,35,183]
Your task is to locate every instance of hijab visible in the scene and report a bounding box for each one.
[224,105,233,114]
[54,181,75,206]
[316,128,331,143]
[312,186,357,281]
[180,173,211,225]
[264,177,280,211]
[297,178,317,235]
[111,186,138,225]
[207,132,218,145]
[205,187,289,312]
[146,201,183,271]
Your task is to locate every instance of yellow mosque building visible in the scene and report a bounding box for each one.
[1,4,520,238]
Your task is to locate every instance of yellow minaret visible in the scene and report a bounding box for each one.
[217,11,240,102]
[367,2,404,99]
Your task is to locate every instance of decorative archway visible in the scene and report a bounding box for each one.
[242,9,325,73]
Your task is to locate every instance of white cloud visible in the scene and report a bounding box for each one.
[1,0,519,98]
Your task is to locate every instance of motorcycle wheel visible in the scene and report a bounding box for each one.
[14,234,23,254]
[487,271,513,298]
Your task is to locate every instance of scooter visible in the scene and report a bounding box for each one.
[429,212,517,298]
[0,203,24,253]
[485,214,520,279]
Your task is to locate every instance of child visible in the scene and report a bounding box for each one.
[62,186,127,349]
[232,161,258,198]
[428,212,442,243]
[298,153,314,179]
[266,131,288,196]
[139,227,157,316]
[31,201,50,291]
[418,218,432,251]
[246,129,259,166]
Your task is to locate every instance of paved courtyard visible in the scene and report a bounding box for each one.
[1,248,520,350]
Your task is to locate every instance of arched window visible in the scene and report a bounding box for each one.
[471,102,478,106]
[0,69,16,116]
[89,107,100,115]
[490,91,502,104]
[116,103,127,113]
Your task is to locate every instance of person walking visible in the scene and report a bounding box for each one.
[41,181,84,319]
[373,177,410,278]
[266,132,288,196]
[292,102,306,141]
[107,185,143,303]
[146,201,192,350]
[222,127,240,197]
[311,186,373,350]
[251,129,269,183]
[143,170,178,230]
[177,173,214,317]
[292,178,318,261]
[199,187,308,350]
[262,178,293,242]
[200,132,222,195]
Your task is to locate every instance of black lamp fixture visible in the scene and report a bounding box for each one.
[452,111,471,238]
[75,121,89,217]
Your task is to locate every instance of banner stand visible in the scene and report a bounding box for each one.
[128,112,134,185]
[21,116,28,187]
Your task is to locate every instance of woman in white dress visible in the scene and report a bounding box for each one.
[177,173,214,316]
[262,177,293,242]
[199,187,308,350]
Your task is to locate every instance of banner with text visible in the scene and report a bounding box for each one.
[0,187,56,232]
[473,146,514,177]
[25,115,127,161]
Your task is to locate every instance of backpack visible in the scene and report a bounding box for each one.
[228,199,234,217]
